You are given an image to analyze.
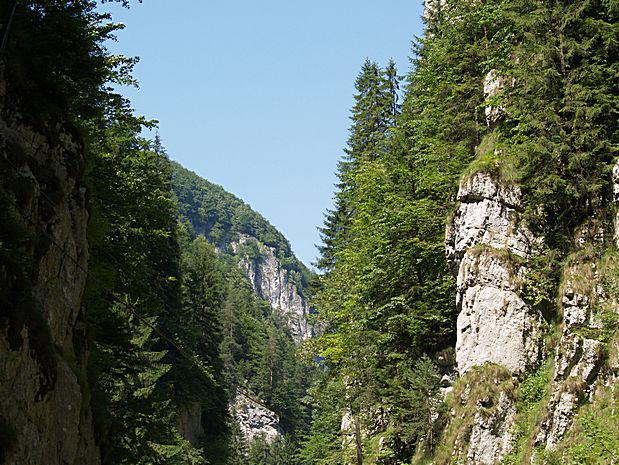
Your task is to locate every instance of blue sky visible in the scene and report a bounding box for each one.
[101,0,425,268]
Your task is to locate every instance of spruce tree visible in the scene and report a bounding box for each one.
[317,60,400,272]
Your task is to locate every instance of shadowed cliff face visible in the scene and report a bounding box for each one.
[0,76,99,465]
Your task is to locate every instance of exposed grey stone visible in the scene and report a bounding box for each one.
[483,69,507,125]
[447,172,543,375]
[231,391,281,445]
[456,250,543,374]
[541,261,608,450]
[232,234,313,342]
[446,173,536,273]
[467,391,516,464]
[444,172,545,464]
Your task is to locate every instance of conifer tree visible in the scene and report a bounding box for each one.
[317,60,400,271]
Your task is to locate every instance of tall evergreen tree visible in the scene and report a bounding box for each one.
[317,60,400,271]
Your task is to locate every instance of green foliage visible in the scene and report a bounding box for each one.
[172,163,316,456]
[383,356,443,460]
[246,436,299,465]
[496,0,619,250]
[2,0,142,127]
[85,126,209,464]
[501,359,553,465]
[176,235,230,464]
[219,269,312,440]
[298,374,346,465]
[3,1,210,463]
[311,1,497,460]
[311,1,619,462]
[317,59,400,272]
[7,0,618,463]
[4,1,316,464]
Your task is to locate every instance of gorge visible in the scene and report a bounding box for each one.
[1,0,618,464]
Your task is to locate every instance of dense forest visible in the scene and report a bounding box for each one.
[1,0,618,465]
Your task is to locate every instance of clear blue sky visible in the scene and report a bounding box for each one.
[101,0,425,268]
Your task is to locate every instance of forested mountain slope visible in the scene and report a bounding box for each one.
[2,1,618,465]
[171,162,316,460]
[171,162,314,342]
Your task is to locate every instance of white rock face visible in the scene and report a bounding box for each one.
[539,260,606,449]
[467,391,516,464]
[456,250,542,374]
[483,69,508,125]
[232,234,313,342]
[231,391,281,444]
[446,172,543,375]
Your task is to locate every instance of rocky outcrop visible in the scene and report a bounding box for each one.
[441,364,518,465]
[232,234,313,342]
[537,240,610,449]
[446,172,544,375]
[231,390,281,445]
[466,390,516,464]
[0,89,99,464]
[443,162,619,460]
[483,70,508,126]
[443,172,545,463]
[178,402,205,446]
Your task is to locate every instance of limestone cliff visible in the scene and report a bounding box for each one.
[439,165,619,463]
[232,234,313,342]
[172,164,314,342]
[442,172,544,463]
[446,172,544,376]
[0,81,98,464]
[230,390,282,445]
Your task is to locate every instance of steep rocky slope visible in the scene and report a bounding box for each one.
[438,166,619,464]
[445,172,544,376]
[0,79,98,464]
[415,0,619,461]
[232,234,313,342]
